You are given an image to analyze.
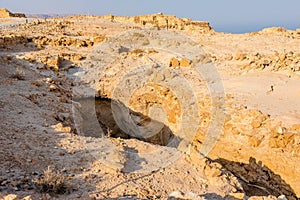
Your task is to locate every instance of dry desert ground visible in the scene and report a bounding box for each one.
[0,11,300,200]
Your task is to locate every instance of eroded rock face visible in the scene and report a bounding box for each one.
[0,18,106,49]
[31,35,105,48]
[202,103,300,199]
[0,8,26,18]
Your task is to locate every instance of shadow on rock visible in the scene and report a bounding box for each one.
[216,157,297,200]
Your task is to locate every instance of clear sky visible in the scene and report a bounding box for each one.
[1,0,300,33]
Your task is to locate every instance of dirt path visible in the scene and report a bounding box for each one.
[223,71,300,125]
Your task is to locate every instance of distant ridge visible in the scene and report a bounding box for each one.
[25,13,73,18]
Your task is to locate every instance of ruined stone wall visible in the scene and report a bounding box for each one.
[0,35,28,47]
[11,13,26,18]
[103,13,212,33]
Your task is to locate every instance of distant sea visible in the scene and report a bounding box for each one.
[25,14,73,19]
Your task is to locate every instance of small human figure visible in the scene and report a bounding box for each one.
[165,18,169,30]
[267,85,274,94]
[110,15,115,23]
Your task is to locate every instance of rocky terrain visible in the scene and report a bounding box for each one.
[0,12,299,200]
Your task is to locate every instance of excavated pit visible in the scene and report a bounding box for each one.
[69,28,300,198]
[74,97,175,146]
[73,97,298,199]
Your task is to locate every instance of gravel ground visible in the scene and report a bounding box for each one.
[0,18,35,30]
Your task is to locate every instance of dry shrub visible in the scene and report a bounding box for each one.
[34,166,68,195]
[31,80,42,87]
[132,32,145,38]
[132,48,144,54]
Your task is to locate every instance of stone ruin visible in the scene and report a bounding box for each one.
[103,13,212,33]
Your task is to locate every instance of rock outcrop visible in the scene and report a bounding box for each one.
[236,51,300,73]
[0,35,28,48]
[0,8,26,18]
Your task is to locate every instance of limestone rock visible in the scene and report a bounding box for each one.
[260,27,286,34]
[49,84,57,91]
[0,35,28,48]
[168,191,206,200]
[248,134,264,147]
[235,52,247,61]
[238,51,300,73]
[45,56,61,71]
[169,57,191,67]
[109,13,213,33]
[3,194,19,200]
[32,36,95,48]
[291,124,300,131]
[92,35,106,44]
[204,162,222,177]
[277,195,288,200]
[51,122,72,133]
[72,54,84,61]
[180,58,191,67]
[248,195,277,200]
[269,132,295,148]
[226,193,245,200]
[169,57,180,67]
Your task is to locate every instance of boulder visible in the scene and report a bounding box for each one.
[3,194,19,200]
[169,57,180,67]
[169,57,191,67]
[180,58,191,67]
[235,52,247,61]
[46,56,61,71]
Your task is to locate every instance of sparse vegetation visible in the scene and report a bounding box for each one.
[107,127,113,138]
[34,166,69,195]
[132,32,145,37]
[132,48,144,54]
[31,80,42,87]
